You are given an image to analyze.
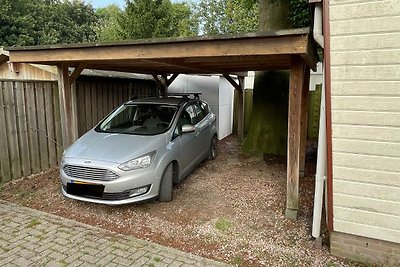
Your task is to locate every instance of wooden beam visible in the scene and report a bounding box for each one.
[152,74,168,97]
[223,74,241,91]
[69,63,86,83]
[8,34,309,64]
[57,65,78,149]
[286,56,305,220]
[299,66,310,177]
[167,74,179,86]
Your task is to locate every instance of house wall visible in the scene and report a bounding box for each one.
[329,0,400,263]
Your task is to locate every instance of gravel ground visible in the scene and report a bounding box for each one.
[0,136,371,267]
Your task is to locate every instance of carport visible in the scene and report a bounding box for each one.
[6,28,317,220]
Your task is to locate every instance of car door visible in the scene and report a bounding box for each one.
[193,102,211,157]
[175,104,200,177]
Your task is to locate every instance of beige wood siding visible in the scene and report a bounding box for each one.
[330,0,400,244]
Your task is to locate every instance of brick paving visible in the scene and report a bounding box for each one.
[0,201,230,267]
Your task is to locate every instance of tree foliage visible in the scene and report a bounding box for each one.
[118,0,198,40]
[95,4,123,42]
[0,0,98,46]
[197,0,258,35]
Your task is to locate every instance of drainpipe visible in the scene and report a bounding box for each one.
[312,72,327,239]
[311,1,326,240]
[313,3,324,48]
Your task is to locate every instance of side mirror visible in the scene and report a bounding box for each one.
[181,124,195,133]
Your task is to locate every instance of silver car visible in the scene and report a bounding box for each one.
[60,95,217,205]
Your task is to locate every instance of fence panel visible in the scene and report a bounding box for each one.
[0,80,63,183]
[0,78,156,184]
[76,79,156,136]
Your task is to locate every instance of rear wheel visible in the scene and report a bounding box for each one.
[208,135,217,160]
[159,163,173,202]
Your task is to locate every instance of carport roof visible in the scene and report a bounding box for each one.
[6,28,317,75]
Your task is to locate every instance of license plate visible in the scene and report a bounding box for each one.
[67,182,104,198]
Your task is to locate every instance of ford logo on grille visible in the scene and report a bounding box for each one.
[84,160,91,164]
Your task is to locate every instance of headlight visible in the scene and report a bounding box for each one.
[118,151,156,171]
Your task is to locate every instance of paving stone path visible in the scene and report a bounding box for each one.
[0,201,230,267]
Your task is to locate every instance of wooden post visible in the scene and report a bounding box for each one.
[299,66,310,177]
[57,65,78,149]
[222,74,245,139]
[152,74,168,97]
[286,56,305,220]
[237,76,245,140]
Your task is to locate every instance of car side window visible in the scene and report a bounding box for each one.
[200,101,210,116]
[172,104,196,140]
[193,103,205,122]
[184,105,198,125]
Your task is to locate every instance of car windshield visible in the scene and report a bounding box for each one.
[98,103,178,135]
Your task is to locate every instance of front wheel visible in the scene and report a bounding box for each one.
[208,136,217,160]
[159,163,173,202]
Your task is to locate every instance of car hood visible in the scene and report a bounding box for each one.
[64,130,165,164]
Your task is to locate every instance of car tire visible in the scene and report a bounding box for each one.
[159,163,173,202]
[208,135,217,160]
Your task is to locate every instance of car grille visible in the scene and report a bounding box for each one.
[63,165,119,181]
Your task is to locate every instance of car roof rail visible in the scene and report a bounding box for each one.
[167,92,202,100]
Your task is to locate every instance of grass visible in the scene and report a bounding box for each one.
[153,257,161,262]
[230,255,244,266]
[26,218,40,228]
[214,218,232,231]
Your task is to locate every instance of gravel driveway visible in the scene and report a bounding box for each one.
[0,136,370,266]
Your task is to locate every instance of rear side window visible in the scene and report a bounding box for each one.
[193,103,205,122]
[184,105,198,125]
[200,101,210,116]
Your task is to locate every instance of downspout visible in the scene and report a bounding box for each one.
[323,0,334,233]
[311,2,327,240]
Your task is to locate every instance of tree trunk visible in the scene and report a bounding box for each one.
[242,0,292,156]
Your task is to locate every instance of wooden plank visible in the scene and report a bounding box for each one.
[334,206,400,232]
[70,82,79,141]
[52,83,63,163]
[69,63,86,83]
[14,82,31,176]
[4,81,22,179]
[35,82,49,170]
[97,82,103,122]
[332,124,400,143]
[332,96,400,112]
[25,83,40,173]
[85,82,92,132]
[0,81,11,182]
[9,33,309,64]
[332,110,400,127]
[44,82,57,167]
[76,82,86,136]
[299,67,310,177]
[334,194,400,217]
[102,82,108,118]
[334,179,400,203]
[333,138,400,158]
[333,152,400,173]
[91,82,98,127]
[286,56,305,220]
[333,165,400,188]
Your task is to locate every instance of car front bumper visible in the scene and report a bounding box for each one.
[59,158,161,205]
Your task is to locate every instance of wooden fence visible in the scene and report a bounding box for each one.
[0,78,156,184]
[76,79,156,136]
[233,86,322,140]
[0,80,63,184]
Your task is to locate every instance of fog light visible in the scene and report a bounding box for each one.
[129,185,150,197]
